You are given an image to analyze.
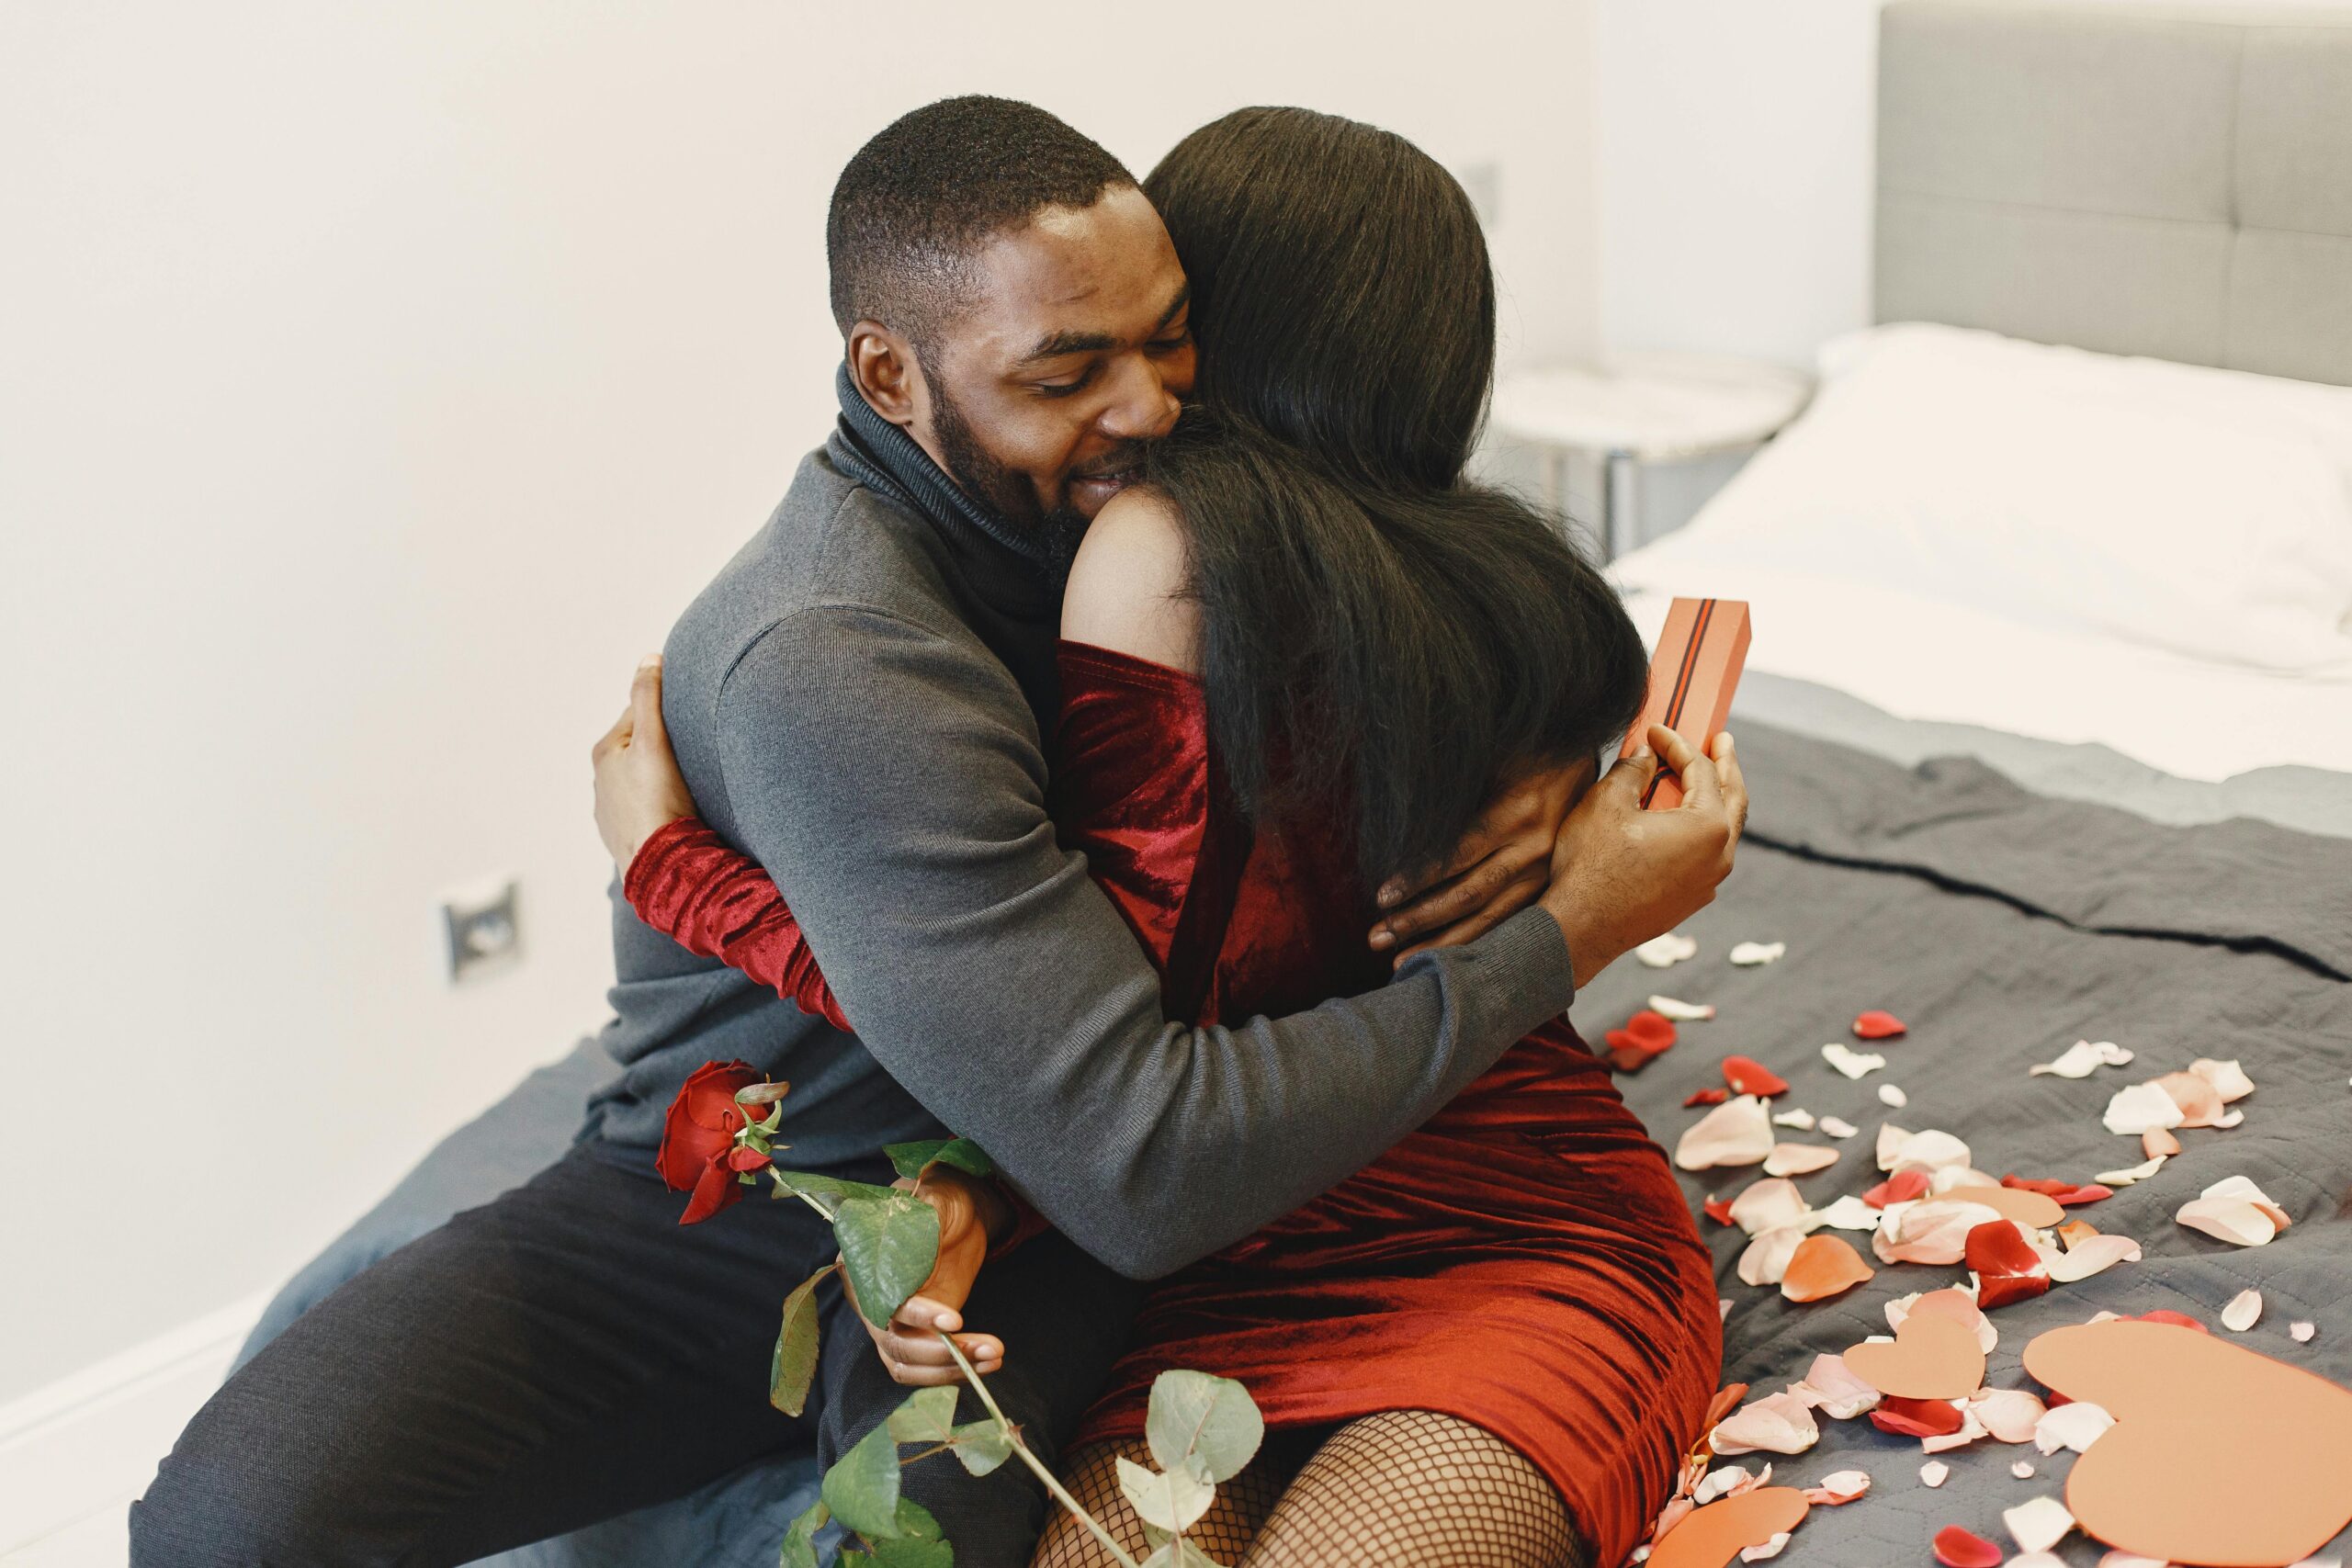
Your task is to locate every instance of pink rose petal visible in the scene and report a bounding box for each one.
[1709,1390,1822,1456]
[1677,1095,1776,1171]
[1969,1386,2048,1444]
[1763,1142,1840,1178]
[2046,1233,2143,1283]
[1728,1177,1812,1236]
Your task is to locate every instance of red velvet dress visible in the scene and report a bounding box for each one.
[627,641,1722,1564]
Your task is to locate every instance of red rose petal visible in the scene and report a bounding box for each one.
[1702,1382,1750,1434]
[1623,1009,1679,1049]
[2136,1309,2209,1334]
[1605,1013,1678,1074]
[723,1144,773,1172]
[1964,1219,2052,1311]
[1703,1196,1736,1226]
[1870,1395,1965,1438]
[2001,1174,2113,1207]
[1932,1525,2004,1568]
[1685,1087,1731,1108]
[1854,1010,1908,1040]
[1863,1169,1931,1209]
[1723,1055,1790,1097]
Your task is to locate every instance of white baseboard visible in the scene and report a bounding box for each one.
[0,1293,269,1556]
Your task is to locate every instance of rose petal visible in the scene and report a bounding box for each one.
[1764,1143,1840,1178]
[1710,1391,1821,1456]
[1791,1354,1882,1419]
[1771,1107,1815,1130]
[1919,1406,1990,1453]
[2188,1055,2255,1103]
[1738,1532,1792,1563]
[2102,1080,2185,1136]
[1854,1010,1907,1039]
[2293,1320,2317,1343]
[1648,993,1715,1021]
[1890,1287,1998,1353]
[1822,1043,1885,1079]
[1634,931,1697,968]
[1677,1096,1777,1171]
[1894,1128,1973,1173]
[2000,1174,2111,1207]
[2141,1126,2181,1159]
[1864,1169,1931,1208]
[1804,1469,1871,1506]
[1739,1226,1807,1287]
[1812,1195,1883,1233]
[1919,1459,1949,1487]
[2222,1288,2263,1332]
[2046,1233,2143,1283]
[2030,1039,2133,1078]
[1870,1395,1966,1438]
[1729,1177,1813,1236]
[1933,1524,2005,1567]
[2136,1309,2209,1333]
[1685,1087,1731,1108]
[1723,1055,1790,1097]
[2012,1459,2036,1478]
[1693,1462,1757,1506]
[2097,1554,2171,1568]
[1971,1386,2048,1444]
[1874,1199,2005,1267]
[1879,1084,1907,1108]
[1782,1235,1876,1303]
[2094,1155,2166,1187]
[2177,1196,2278,1247]
[1729,941,1785,966]
[2153,1069,2224,1128]
[2201,1173,2291,1228]
[1965,1220,2052,1311]
[1819,1115,1859,1139]
[2004,1494,2076,1553]
[2033,1400,2114,1455]
[1703,1196,1736,1226]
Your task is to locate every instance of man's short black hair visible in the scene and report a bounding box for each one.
[827,96,1135,353]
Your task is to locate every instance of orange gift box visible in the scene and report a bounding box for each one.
[1620,597,1751,810]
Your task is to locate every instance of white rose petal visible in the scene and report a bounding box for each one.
[2094,1155,2166,1187]
[2034,1400,2114,1455]
[1771,1107,1816,1130]
[2222,1289,2263,1332]
[1879,1084,1908,1108]
[2187,1056,2255,1103]
[1739,1533,1792,1564]
[1919,1459,1950,1487]
[2012,1460,2036,1478]
[1811,1469,1871,1503]
[1738,1225,1807,1287]
[2178,1197,2277,1247]
[2030,1039,2134,1078]
[2047,1234,2143,1283]
[1709,1391,1820,1456]
[1764,1143,1839,1178]
[1819,1115,1859,1139]
[1822,1043,1885,1079]
[1634,931,1698,969]
[1811,1195,1883,1233]
[1675,1095,1776,1171]
[2292,1321,2317,1343]
[1729,941,1785,966]
[1728,1177,1814,1236]
[2102,1081,2186,1136]
[2004,1494,2076,1553]
[1648,993,1714,1021]
[1693,1463,1754,1506]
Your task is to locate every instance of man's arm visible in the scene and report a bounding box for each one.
[712,604,1578,1280]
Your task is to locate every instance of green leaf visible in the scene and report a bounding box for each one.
[864,1498,952,1568]
[835,1191,942,1327]
[822,1422,905,1540]
[884,1385,960,1447]
[1116,1454,1215,1535]
[1145,1370,1264,1485]
[777,1498,829,1568]
[769,1263,832,1416]
[1140,1540,1226,1568]
[884,1137,995,1181]
[948,1418,1013,1477]
[770,1168,900,1211]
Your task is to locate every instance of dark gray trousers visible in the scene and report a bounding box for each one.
[130,1143,1138,1568]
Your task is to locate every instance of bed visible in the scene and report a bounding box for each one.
[238,3,2352,1563]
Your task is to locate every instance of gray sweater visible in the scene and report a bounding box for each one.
[584,374,1577,1278]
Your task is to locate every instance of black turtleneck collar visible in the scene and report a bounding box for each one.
[826,364,1064,618]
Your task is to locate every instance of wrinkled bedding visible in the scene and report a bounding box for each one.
[1578,723,2352,1563]
[243,721,2352,1566]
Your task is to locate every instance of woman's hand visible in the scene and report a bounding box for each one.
[852,1168,1012,1387]
[592,655,698,873]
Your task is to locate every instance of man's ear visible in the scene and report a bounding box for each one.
[846,322,926,429]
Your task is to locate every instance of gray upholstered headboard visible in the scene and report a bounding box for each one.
[1875,0,2352,388]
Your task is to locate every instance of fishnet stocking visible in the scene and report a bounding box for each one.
[1245,1411,1587,1568]
[1028,1413,1586,1568]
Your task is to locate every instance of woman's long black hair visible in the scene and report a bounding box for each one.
[1142,107,1649,885]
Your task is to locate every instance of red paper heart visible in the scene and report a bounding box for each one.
[1931,1525,2002,1568]
[1722,1055,1788,1097]
[1871,1395,1964,1438]
[1963,1219,2051,1310]
[1863,1169,1931,1208]
[1854,1010,1908,1040]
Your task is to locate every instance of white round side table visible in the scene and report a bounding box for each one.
[1488,351,1815,559]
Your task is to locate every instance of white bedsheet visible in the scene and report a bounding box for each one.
[1612,569,2352,783]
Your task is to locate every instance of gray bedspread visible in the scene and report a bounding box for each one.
[241,720,2352,1565]
[1578,723,2352,1563]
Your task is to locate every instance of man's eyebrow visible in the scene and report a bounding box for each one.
[1012,285,1193,367]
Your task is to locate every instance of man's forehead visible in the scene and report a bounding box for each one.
[957,188,1185,355]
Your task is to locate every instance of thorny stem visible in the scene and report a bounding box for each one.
[937,1332,1142,1568]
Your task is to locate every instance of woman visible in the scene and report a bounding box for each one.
[597,108,1720,1568]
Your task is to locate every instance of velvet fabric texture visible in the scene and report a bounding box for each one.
[626,641,1722,1564]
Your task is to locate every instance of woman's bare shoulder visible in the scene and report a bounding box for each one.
[1060,485,1201,673]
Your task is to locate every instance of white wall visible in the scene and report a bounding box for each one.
[0,2,1599,1406]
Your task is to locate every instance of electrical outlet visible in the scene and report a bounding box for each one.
[441,876,521,983]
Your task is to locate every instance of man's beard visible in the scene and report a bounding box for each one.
[929,383,1124,570]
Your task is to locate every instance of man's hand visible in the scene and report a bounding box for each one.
[851,1168,1009,1387]
[591,655,698,873]
[1369,760,1595,965]
[1539,726,1748,989]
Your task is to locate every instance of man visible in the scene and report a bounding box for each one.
[134,96,1740,1568]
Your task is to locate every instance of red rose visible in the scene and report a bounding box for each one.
[657,1060,765,1224]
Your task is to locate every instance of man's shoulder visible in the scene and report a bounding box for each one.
[667,446,975,682]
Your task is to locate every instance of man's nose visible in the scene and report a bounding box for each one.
[1097,352,1182,443]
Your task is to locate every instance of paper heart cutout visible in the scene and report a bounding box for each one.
[2022,1320,2352,1566]
[1647,1487,1811,1568]
[1845,1313,1986,1400]
[1951,1184,2066,1228]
